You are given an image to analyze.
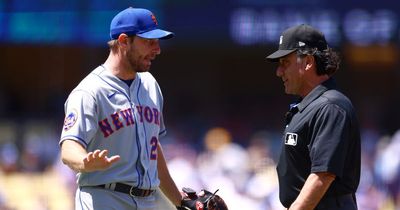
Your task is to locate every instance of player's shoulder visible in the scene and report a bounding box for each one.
[70,66,105,96]
[79,66,106,86]
[137,72,156,82]
[137,72,159,86]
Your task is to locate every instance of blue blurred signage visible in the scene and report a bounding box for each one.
[0,0,398,46]
[230,8,398,46]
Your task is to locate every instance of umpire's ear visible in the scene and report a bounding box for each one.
[304,54,315,71]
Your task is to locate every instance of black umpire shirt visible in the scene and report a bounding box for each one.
[276,78,361,208]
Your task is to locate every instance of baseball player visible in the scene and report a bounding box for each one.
[59,7,183,210]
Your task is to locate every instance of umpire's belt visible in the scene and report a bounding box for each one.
[97,183,154,197]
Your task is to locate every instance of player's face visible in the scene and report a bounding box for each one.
[276,52,307,96]
[126,36,161,72]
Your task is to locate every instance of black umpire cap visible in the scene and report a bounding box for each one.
[266,24,328,62]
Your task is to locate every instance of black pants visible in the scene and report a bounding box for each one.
[315,194,357,210]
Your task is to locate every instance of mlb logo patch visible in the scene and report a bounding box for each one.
[285,132,298,146]
[63,109,78,131]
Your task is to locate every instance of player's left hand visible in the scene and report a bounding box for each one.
[82,149,121,172]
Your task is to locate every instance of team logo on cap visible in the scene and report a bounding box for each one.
[285,132,298,146]
[279,35,283,45]
[151,13,158,25]
[63,109,78,131]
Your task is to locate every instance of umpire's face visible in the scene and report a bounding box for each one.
[276,52,309,97]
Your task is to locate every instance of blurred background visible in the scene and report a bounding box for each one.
[0,0,399,209]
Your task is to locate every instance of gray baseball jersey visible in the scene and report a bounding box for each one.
[60,65,166,190]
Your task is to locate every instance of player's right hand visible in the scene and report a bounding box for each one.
[82,149,121,172]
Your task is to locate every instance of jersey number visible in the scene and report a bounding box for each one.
[150,136,158,160]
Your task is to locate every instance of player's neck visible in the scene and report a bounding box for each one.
[103,56,136,80]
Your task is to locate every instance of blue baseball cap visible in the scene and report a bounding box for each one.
[110,7,174,40]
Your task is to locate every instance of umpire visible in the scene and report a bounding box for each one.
[266,24,361,210]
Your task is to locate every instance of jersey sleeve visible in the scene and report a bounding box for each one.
[155,78,167,137]
[159,111,166,137]
[309,103,351,178]
[59,90,98,148]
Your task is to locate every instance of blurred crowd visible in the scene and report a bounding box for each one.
[0,119,399,210]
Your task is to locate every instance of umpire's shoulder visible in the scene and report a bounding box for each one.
[322,89,355,113]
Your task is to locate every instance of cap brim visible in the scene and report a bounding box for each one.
[266,49,297,62]
[137,29,174,40]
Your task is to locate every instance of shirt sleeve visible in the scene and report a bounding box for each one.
[155,79,167,137]
[309,103,351,178]
[59,90,98,148]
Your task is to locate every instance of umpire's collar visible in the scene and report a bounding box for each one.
[296,77,337,112]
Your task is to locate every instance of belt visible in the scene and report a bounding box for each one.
[96,183,154,197]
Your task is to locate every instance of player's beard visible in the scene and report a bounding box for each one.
[126,48,149,73]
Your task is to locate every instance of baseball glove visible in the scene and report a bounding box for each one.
[177,187,228,210]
